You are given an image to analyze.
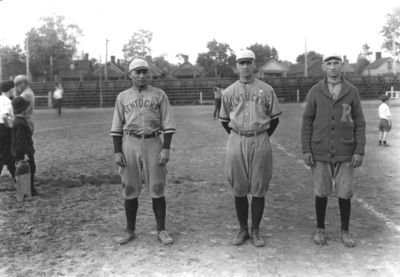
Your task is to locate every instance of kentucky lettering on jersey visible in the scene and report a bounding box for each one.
[111,85,176,137]
[219,79,282,132]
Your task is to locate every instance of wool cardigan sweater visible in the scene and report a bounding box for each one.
[301,77,366,163]
[12,116,34,158]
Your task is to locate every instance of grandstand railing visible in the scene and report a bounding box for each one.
[29,76,400,108]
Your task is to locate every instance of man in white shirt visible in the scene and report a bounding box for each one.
[0,81,16,183]
[378,94,392,147]
[53,83,64,116]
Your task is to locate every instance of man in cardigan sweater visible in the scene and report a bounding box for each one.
[301,53,366,248]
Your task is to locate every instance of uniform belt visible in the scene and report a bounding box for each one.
[231,129,268,137]
[126,131,160,139]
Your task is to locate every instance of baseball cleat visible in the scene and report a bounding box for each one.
[117,230,136,245]
[232,228,250,246]
[158,230,173,245]
[341,230,355,248]
[251,229,265,247]
[313,228,326,245]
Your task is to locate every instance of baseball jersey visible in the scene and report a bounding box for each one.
[111,85,176,137]
[0,95,13,124]
[378,103,391,119]
[219,79,282,131]
[21,87,35,119]
[53,88,63,99]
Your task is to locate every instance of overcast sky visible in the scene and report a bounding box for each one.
[0,0,398,65]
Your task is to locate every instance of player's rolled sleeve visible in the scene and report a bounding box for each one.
[110,94,125,137]
[219,91,230,122]
[159,91,176,134]
[268,89,282,119]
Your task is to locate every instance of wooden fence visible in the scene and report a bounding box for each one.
[30,76,400,108]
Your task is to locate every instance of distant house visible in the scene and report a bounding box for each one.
[92,56,126,81]
[287,60,324,78]
[362,52,400,76]
[256,59,288,78]
[172,56,203,79]
[148,63,163,79]
[341,55,358,77]
[56,54,93,82]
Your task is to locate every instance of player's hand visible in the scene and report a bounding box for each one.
[350,154,363,168]
[24,154,29,161]
[114,152,126,167]
[158,149,170,165]
[303,152,314,167]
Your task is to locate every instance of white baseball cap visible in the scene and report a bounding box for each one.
[322,53,342,62]
[236,50,255,62]
[129,59,149,73]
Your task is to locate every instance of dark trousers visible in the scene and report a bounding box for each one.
[213,98,221,119]
[54,99,62,116]
[15,153,36,190]
[0,125,15,178]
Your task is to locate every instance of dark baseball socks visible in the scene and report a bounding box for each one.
[315,196,328,229]
[125,198,138,231]
[235,195,265,230]
[152,196,166,232]
[235,196,249,230]
[315,196,351,231]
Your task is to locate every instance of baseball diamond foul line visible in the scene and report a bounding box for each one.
[271,139,400,233]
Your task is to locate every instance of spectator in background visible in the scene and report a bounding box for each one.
[0,81,16,187]
[378,94,391,146]
[53,83,64,116]
[14,75,35,134]
[213,83,222,120]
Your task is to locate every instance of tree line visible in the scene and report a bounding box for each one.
[0,7,399,81]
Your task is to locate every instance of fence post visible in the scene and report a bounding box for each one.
[297,89,299,103]
[200,92,203,105]
[48,91,52,108]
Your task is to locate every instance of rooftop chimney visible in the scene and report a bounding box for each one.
[85,53,89,60]
[117,59,120,66]
[184,55,189,63]
[111,56,116,64]
[376,52,382,60]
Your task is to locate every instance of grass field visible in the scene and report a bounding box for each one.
[0,100,399,277]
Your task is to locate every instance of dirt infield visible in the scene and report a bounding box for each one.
[0,101,399,277]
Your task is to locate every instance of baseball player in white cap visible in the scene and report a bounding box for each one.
[219,49,282,247]
[13,75,35,134]
[111,58,176,245]
[301,52,366,247]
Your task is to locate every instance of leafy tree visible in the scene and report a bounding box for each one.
[26,15,83,80]
[152,54,176,77]
[196,39,236,78]
[380,7,400,56]
[122,29,153,61]
[0,44,26,80]
[356,54,370,75]
[246,43,279,67]
[296,51,323,63]
[360,43,373,60]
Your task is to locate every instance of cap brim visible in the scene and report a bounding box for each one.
[130,66,149,72]
[323,56,342,62]
[237,58,254,62]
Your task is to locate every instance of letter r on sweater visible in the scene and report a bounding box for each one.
[341,103,353,123]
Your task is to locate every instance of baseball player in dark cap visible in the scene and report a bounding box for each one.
[111,58,176,245]
[301,52,366,247]
[0,81,16,185]
[219,49,282,247]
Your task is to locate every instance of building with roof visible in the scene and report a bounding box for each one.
[93,56,126,81]
[362,53,400,76]
[55,54,93,82]
[287,60,324,78]
[256,59,288,78]
[171,56,203,79]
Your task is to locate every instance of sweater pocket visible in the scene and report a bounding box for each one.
[341,122,354,141]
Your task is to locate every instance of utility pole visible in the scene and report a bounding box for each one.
[105,39,109,81]
[99,56,103,107]
[26,39,31,81]
[393,32,397,75]
[304,36,308,77]
[0,54,3,82]
[50,55,53,82]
